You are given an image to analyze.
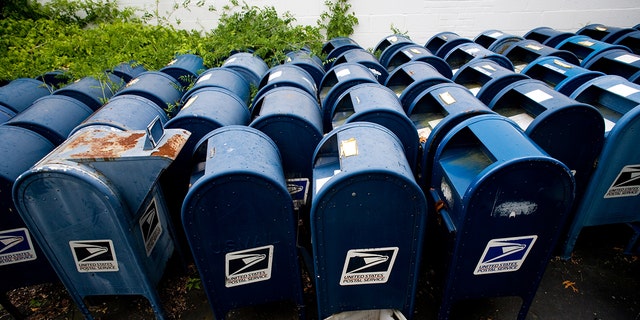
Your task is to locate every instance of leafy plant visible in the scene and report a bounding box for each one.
[185,276,202,291]
[317,0,359,40]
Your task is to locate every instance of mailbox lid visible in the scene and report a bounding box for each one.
[0,78,51,114]
[182,67,251,104]
[385,44,453,78]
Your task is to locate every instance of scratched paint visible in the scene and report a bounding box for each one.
[492,201,538,218]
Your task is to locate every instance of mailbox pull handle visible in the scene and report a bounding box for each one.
[429,188,457,234]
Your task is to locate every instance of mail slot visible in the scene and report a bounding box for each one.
[183,67,251,105]
[425,32,474,59]
[0,78,51,114]
[322,37,362,70]
[384,44,452,78]
[249,86,323,206]
[332,48,389,84]
[613,30,640,55]
[576,24,637,44]
[114,71,184,114]
[311,122,426,319]
[521,57,605,96]
[319,62,379,132]
[0,125,57,318]
[474,29,524,54]
[254,64,318,103]
[555,35,632,67]
[524,27,575,48]
[160,53,204,87]
[5,95,93,145]
[560,75,640,259]
[486,78,605,194]
[444,42,514,75]
[53,74,123,111]
[374,34,415,68]
[581,48,640,84]
[329,83,420,172]
[501,39,580,73]
[221,52,269,87]
[452,58,529,104]
[181,125,304,320]
[384,61,452,111]
[285,48,326,87]
[430,114,575,320]
[12,123,190,319]
[404,82,495,186]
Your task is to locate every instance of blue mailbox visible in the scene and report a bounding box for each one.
[183,67,251,105]
[521,57,604,96]
[430,114,575,320]
[333,48,389,84]
[425,32,474,59]
[0,125,57,318]
[444,42,514,74]
[524,27,575,48]
[159,53,204,87]
[284,48,326,87]
[0,78,51,114]
[13,124,190,320]
[452,58,529,104]
[384,61,452,111]
[109,61,146,82]
[221,52,269,87]
[555,35,632,67]
[383,44,453,78]
[322,37,362,70]
[182,126,304,320]
[114,71,184,115]
[501,39,580,73]
[254,64,318,103]
[311,122,426,320]
[404,83,495,186]
[53,74,123,111]
[560,75,640,258]
[329,83,420,172]
[474,29,524,54]
[614,30,640,55]
[576,23,637,44]
[486,78,605,194]
[582,48,640,84]
[373,34,415,68]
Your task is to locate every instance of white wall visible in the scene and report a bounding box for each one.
[122,0,640,49]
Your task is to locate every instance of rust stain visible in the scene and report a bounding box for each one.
[69,131,145,159]
[152,133,188,158]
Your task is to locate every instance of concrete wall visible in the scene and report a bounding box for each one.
[120,0,640,49]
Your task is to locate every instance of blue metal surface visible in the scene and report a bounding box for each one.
[183,67,251,105]
[425,32,474,59]
[521,57,605,96]
[13,126,189,320]
[384,44,453,78]
[384,61,453,111]
[576,24,637,44]
[319,62,379,132]
[5,95,93,145]
[331,83,420,172]
[555,35,632,67]
[452,58,529,104]
[333,48,389,84]
[182,125,303,320]
[109,61,146,82]
[374,34,415,68]
[311,122,426,320]
[322,37,362,70]
[561,75,640,259]
[0,106,15,124]
[250,86,323,181]
[502,39,580,73]
[474,29,524,54]
[160,53,204,87]
[524,27,575,48]
[254,64,318,103]
[614,30,640,55]
[487,78,605,194]
[431,114,575,320]
[284,49,326,87]
[582,48,640,84]
[405,82,495,187]
[0,78,51,114]
[221,52,269,87]
[444,42,514,75]
[53,74,123,111]
[114,71,184,115]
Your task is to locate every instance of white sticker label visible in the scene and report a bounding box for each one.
[223,57,237,65]
[615,54,640,64]
[525,89,553,103]
[268,70,283,81]
[139,198,163,256]
[543,63,566,75]
[607,83,640,98]
[182,95,197,110]
[336,68,351,78]
[0,228,37,266]
[604,164,640,198]
[225,245,273,287]
[525,44,543,51]
[473,65,494,76]
[464,47,480,54]
[488,31,503,38]
[509,113,535,131]
[70,240,119,272]
[340,247,399,286]
[386,35,398,43]
[196,73,212,83]
[474,235,537,275]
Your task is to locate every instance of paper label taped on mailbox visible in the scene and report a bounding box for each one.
[474,235,537,275]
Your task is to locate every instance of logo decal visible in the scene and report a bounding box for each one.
[340,247,399,286]
[139,198,162,256]
[287,178,309,210]
[605,165,640,198]
[225,245,273,287]
[0,228,37,266]
[474,235,537,275]
[69,240,119,272]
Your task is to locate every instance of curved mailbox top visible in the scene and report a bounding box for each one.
[452,58,530,104]
[444,42,514,74]
[182,67,251,105]
[54,74,123,111]
[114,71,184,112]
[0,125,55,187]
[555,35,632,67]
[285,49,326,87]
[159,53,204,87]
[524,27,575,49]
[109,61,146,83]
[582,48,640,84]
[502,39,580,72]
[333,48,389,84]
[0,78,51,114]
[385,61,453,111]
[521,56,605,96]
[385,44,453,78]
[374,34,416,68]
[254,64,318,103]
[576,24,637,44]
[474,29,524,54]
[221,52,269,87]
[425,31,474,59]
[322,37,363,70]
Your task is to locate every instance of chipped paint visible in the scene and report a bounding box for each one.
[493,201,538,218]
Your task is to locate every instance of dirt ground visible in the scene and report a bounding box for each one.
[1,224,639,320]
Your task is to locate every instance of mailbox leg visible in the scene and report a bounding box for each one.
[1,294,25,319]
[146,290,168,320]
